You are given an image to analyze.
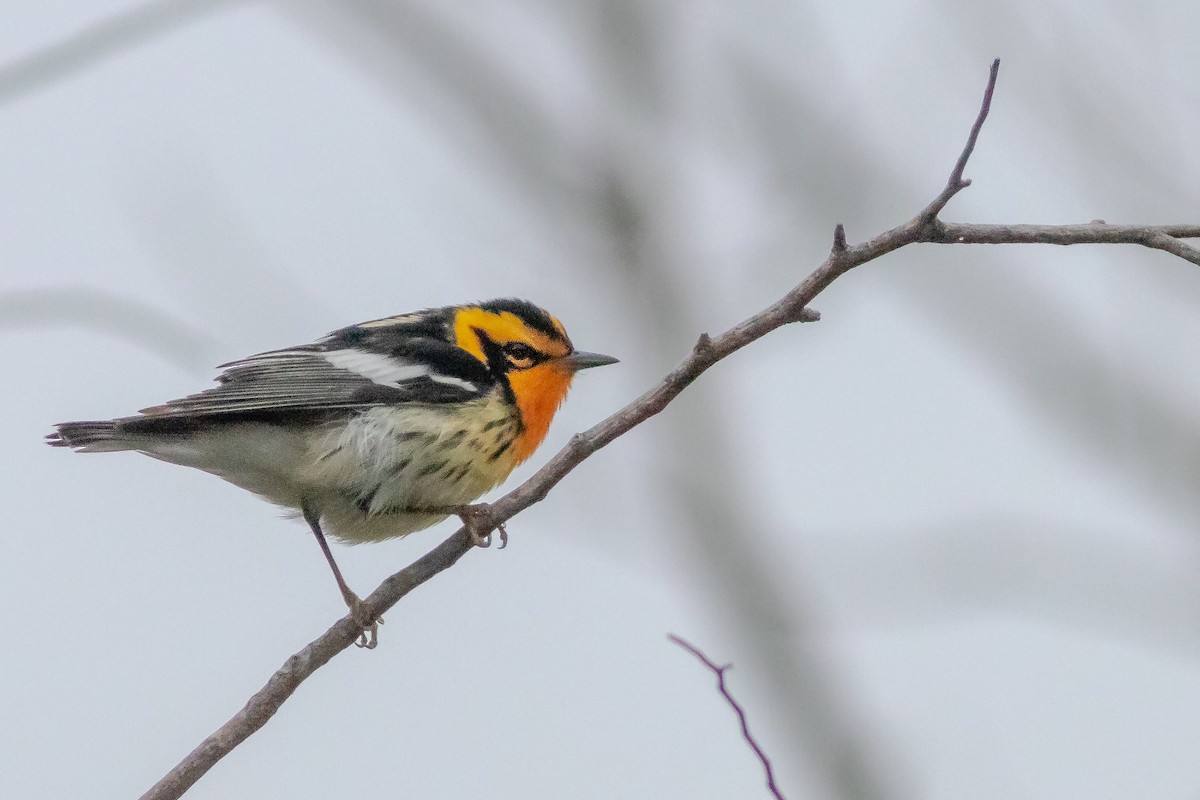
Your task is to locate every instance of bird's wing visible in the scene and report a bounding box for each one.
[138,345,489,418]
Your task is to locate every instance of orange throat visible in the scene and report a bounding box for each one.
[507,363,575,464]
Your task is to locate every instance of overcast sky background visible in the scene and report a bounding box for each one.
[3,1,1200,798]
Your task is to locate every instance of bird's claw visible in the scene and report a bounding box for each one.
[471,522,508,549]
[472,522,508,549]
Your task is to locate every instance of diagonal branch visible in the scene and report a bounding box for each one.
[669,634,786,800]
[140,59,1200,799]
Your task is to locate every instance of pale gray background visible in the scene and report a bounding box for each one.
[3,1,1200,798]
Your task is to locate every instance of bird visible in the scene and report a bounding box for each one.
[48,298,617,647]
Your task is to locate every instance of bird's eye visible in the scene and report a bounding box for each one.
[502,342,538,361]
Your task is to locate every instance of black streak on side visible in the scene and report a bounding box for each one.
[356,486,379,515]
[488,438,514,462]
[418,459,449,477]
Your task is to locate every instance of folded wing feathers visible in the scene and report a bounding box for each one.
[141,348,482,417]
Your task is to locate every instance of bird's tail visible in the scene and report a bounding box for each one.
[46,420,134,452]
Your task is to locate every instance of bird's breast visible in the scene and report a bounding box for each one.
[301,394,522,541]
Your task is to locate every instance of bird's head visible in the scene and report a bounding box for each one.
[451,298,617,463]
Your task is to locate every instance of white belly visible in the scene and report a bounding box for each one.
[137,396,522,543]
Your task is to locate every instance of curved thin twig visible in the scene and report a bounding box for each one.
[669,634,786,800]
[140,59,1200,799]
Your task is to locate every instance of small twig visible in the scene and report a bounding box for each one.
[669,635,785,800]
[832,223,848,254]
[924,57,1000,220]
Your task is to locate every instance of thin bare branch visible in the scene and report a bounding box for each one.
[931,222,1200,266]
[140,60,1200,798]
[934,221,1200,243]
[1142,231,1200,266]
[669,634,785,800]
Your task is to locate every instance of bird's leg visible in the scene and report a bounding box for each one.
[301,504,382,649]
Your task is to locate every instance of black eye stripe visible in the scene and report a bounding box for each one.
[502,342,539,360]
[471,328,546,377]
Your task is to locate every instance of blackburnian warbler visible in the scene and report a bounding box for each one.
[48,298,617,647]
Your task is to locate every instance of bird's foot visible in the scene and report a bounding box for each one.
[452,503,507,549]
[345,593,384,649]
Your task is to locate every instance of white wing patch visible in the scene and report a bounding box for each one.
[321,349,480,392]
[322,349,431,385]
[428,374,480,391]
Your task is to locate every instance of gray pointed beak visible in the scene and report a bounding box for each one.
[562,350,619,370]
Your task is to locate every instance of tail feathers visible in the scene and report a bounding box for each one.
[47,420,134,452]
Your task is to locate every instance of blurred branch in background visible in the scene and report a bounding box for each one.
[801,513,1200,656]
[578,2,884,792]
[0,287,219,369]
[0,0,236,105]
[284,0,601,228]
